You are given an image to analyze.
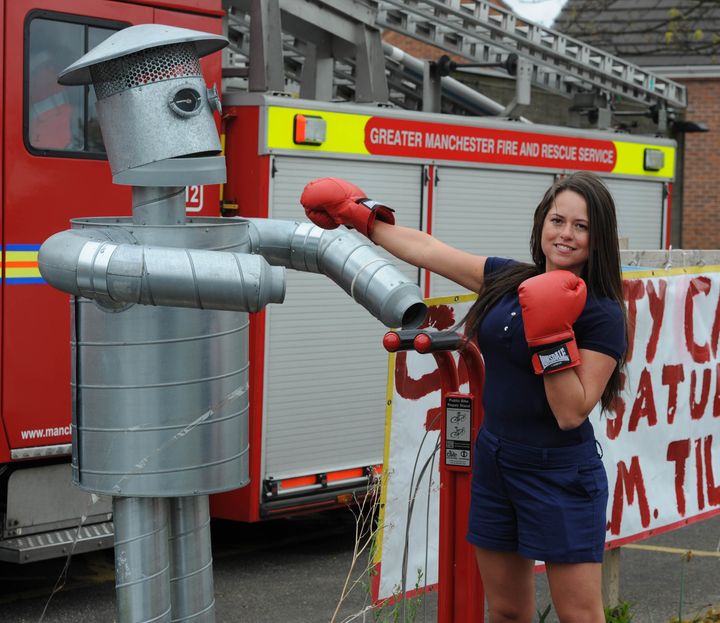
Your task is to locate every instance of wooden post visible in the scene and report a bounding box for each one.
[601,547,621,608]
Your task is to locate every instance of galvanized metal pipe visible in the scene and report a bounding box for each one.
[132,186,187,226]
[245,219,427,328]
[169,496,215,623]
[113,497,172,623]
[38,228,285,312]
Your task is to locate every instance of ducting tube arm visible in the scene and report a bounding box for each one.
[38,228,285,312]
[244,219,427,329]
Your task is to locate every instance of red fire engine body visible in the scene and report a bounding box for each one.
[1,0,676,562]
[2,0,225,562]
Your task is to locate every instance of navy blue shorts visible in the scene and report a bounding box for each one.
[467,427,608,563]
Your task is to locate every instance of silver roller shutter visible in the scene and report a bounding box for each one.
[603,178,664,250]
[430,167,555,297]
[265,156,422,479]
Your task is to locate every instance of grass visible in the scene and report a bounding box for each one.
[669,607,720,623]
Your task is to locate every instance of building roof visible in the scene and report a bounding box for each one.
[553,0,720,67]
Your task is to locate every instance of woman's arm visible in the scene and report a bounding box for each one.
[371,221,487,293]
[543,349,618,430]
[300,178,487,293]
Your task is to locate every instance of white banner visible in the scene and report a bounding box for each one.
[374,268,720,602]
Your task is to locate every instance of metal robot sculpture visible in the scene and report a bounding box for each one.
[38,25,426,623]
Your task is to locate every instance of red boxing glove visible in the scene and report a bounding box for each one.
[300,177,395,238]
[518,270,587,374]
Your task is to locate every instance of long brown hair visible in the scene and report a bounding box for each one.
[462,171,627,411]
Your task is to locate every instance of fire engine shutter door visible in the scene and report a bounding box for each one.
[430,167,554,297]
[265,157,422,479]
[602,178,664,249]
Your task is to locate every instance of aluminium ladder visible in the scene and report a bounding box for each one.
[373,0,686,109]
[224,4,492,113]
[223,0,687,115]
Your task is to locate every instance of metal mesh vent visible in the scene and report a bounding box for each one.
[90,43,202,100]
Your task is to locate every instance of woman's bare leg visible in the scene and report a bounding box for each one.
[475,547,535,622]
[546,561,604,623]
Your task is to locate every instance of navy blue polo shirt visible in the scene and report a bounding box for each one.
[477,257,626,447]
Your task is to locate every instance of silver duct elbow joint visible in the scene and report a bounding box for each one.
[245,219,427,329]
[39,228,285,312]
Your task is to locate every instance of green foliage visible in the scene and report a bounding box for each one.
[372,569,425,623]
[605,601,634,622]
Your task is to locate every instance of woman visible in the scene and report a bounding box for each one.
[301,171,627,623]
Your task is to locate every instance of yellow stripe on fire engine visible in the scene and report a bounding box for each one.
[611,141,675,178]
[5,250,41,279]
[266,106,371,154]
[6,267,42,277]
[266,106,675,179]
[6,250,39,262]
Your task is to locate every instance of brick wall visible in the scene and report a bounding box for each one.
[382,32,465,63]
[680,78,720,249]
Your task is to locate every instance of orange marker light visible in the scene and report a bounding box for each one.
[293,114,326,145]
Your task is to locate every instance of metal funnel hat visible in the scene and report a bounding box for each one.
[58,24,228,85]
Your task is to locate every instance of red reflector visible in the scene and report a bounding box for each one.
[383,332,401,352]
[414,333,432,353]
[328,468,364,482]
[280,475,316,490]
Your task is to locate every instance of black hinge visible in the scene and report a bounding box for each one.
[263,478,278,498]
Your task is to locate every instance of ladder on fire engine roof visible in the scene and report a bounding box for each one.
[222,0,687,121]
[223,6,506,115]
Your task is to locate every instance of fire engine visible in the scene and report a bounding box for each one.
[0,0,684,562]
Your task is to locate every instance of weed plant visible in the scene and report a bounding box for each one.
[605,601,633,622]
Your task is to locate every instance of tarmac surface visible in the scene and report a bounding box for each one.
[0,509,718,622]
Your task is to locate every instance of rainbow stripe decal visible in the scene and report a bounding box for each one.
[4,245,44,284]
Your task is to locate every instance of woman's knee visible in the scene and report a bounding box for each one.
[547,562,604,623]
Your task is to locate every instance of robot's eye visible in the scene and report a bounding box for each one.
[168,87,203,117]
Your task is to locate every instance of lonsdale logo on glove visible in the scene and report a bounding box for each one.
[535,341,576,373]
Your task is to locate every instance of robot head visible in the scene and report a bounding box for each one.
[59,24,228,185]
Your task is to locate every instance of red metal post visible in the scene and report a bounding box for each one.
[384,331,485,622]
[429,350,460,623]
[455,341,485,621]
